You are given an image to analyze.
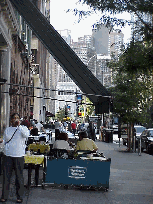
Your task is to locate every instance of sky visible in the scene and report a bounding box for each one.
[50,0,132,44]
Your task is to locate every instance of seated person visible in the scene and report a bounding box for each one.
[53,132,71,151]
[30,126,38,136]
[75,131,98,152]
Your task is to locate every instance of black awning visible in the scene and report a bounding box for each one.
[10,0,111,106]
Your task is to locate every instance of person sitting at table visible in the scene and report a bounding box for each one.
[30,125,38,136]
[75,131,98,152]
[53,132,71,151]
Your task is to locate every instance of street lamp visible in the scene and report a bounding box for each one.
[86,54,97,77]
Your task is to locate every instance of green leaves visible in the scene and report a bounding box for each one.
[109,40,153,125]
[121,41,153,74]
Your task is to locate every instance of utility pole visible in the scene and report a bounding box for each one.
[76,88,78,118]
[83,95,86,123]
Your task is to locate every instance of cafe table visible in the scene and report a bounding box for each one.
[28,143,50,154]
[24,154,45,189]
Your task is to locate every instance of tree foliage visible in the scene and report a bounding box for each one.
[108,42,153,125]
[80,96,95,116]
[116,40,153,74]
[55,108,67,121]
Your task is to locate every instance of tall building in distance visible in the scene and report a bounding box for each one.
[109,29,124,59]
[131,13,153,41]
[54,29,81,118]
[51,25,125,116]
[91,26,124,86]
[92,26,124,58]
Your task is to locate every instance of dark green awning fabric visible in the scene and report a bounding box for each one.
[10,0,111,104]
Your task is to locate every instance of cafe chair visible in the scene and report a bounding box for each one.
[39,136,46,143]
[48,149,68,158]
[27,138,34,145]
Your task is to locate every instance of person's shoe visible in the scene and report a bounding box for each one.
[16,199,23,203]
[0,198,7,203]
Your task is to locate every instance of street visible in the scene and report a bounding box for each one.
[0,134,153,203]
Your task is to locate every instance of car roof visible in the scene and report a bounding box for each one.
[134,125,145,127]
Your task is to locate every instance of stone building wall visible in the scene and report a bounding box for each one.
[9,35,32,118]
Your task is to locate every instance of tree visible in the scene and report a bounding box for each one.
[79,96,95,119]
[120,40,153,74]
[108,42,153,151]
[55,108,68,121]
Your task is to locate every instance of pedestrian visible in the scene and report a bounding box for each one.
[0,113,29,203]
[71,121,77,136]
[68,121,72,132]
[63,121,68,131]
[88,121,96,141]
[54,119,60,140]
[35,121,46,133]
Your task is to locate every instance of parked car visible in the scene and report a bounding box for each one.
[135,125,146,138]
[140,129,153,153]
[112,124,118,133]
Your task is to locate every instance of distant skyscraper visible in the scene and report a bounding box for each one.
[58,29,71,45]
[131,13,152,41]
[92,25,109,55]
[109,29,124,58]
[92,26,124,58]
[54,29,81,117]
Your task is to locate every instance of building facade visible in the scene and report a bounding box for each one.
[0,0,32,135]
[30,0,51,122]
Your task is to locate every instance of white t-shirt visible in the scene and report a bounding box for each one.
[3,125,30,157]
[53,140,70,150]
[35,123,43,131]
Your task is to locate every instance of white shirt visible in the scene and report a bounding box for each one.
[54,121,60,129]
[35,123,43,131]
[53,140,70,150]
[3,125,30,157]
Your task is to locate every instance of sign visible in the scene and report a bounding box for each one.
[68,166,87,179]
[121,124,128,139]
[77,94,82,105]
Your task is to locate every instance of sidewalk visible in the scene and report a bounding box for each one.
[0,140,152,203]
[95,140,153,203]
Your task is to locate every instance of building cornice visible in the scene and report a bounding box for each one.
[0,0,19,34]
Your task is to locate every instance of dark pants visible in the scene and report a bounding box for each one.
[0,152,4,175]
[1,155,24,200]
[55,129,60,141]
[72,129,76,136]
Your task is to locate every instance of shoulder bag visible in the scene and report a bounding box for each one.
[5,127,18,145]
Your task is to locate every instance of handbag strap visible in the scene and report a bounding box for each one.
[5,127,18,145]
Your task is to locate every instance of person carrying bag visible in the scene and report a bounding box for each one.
[0,113,29,203]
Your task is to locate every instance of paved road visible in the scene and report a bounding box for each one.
[0,135,153,203]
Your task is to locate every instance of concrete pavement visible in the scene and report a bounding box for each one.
[0,137,153,203]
